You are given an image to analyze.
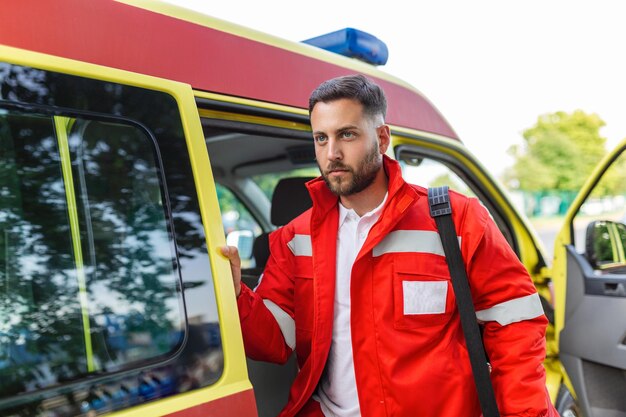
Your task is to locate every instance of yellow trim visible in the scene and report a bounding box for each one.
[198,108,310,132]
[1,44,252,415]
[159,76,255,415]
[543,357,562,403]
[598,261,626,270]
[54,116,96,372]
[195,90,309,116]
[110,382,253,417]
[561,368,578,402]
[608,223,620,261]
[610,222,625,262]
[551,229,569,347]
[0,45,179,92]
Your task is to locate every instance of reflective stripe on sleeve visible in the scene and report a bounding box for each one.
[263,299,296,350]
[254,273,264,291]
[373,230,460,257]
[287,234,312,257]
[476,293,544,326]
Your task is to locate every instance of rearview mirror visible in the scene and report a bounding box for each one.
[585,220,626,270]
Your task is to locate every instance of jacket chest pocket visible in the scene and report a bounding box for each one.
[393,260,455,330]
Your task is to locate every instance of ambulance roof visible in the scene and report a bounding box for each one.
[0,0,458,139]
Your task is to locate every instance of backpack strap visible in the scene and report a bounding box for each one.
[428,186,500,417]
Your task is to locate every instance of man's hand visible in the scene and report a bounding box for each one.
[220,245,242,297]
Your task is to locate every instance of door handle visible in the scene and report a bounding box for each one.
[604,282,626,296]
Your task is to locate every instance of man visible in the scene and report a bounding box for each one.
[221,74,557,416]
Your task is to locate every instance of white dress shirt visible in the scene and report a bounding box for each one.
[315,194,387,417]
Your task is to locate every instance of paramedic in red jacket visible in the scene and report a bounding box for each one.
[221,74,558,417]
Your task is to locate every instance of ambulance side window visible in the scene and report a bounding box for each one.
[400,155,476,197]
[1,63,224,416]
[0,109,184,396]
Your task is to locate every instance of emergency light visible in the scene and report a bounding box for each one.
[302,28,389,66]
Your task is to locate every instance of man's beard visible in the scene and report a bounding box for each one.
[319,143,382,196]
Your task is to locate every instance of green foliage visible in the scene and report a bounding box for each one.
[505,110,607,192]
[215,183,239,212]
[589,152,626,198]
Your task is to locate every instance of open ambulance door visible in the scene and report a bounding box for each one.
[553,139,626,417]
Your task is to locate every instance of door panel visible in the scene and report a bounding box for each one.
[561,248,626,362]
[557,141,626,416]
[560,250,626,416]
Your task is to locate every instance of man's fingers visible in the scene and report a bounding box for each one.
[219,245,242,297]
[219,245,241,267]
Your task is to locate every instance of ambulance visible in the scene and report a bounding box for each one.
[0,1,623,416]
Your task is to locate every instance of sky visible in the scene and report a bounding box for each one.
[164,0,626,179]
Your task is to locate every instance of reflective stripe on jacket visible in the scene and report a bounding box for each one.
[237,156,557,417]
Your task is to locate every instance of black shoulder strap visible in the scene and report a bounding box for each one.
[428,186,500,417]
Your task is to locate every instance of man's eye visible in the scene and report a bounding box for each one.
[314,135,327,143]
[341,131,355,139]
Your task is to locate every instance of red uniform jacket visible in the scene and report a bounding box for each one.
[237,156,557,417]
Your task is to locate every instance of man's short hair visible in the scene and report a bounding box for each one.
[308,74,387,120]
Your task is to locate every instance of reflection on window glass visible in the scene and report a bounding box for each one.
[574,149,626,255]
[0,109,184,398]
[585,220,626,269]
[216,184,262,238]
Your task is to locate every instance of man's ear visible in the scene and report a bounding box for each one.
[378,124,391,154]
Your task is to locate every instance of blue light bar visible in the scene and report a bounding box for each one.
[302,28,389,66]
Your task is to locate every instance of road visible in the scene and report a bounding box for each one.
[530,218,587,266]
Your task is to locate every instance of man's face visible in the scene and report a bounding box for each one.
[310,98,385,196]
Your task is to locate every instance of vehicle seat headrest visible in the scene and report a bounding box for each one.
[270,177,315,226]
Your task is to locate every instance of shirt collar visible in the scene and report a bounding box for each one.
[338,192,388,228]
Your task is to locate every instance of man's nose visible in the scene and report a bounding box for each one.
[327,137,342,161]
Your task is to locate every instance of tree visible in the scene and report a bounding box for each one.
[504,110,607,192]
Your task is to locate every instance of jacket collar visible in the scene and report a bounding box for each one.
[305,154,408,213]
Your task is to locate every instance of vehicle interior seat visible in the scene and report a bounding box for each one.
[241,176,314,289]
[242,176,314,417]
